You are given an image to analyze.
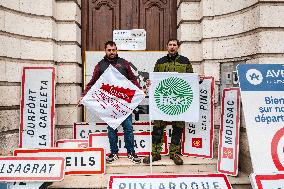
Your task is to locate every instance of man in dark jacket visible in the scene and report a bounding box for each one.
[81,41,141,164]
[143,39,193,165]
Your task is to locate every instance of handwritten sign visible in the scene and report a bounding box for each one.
[113,29,146,50]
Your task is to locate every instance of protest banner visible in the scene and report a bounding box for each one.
[81,65,144,129]
[238,64,284,173]
[250,173,284,189]
[20,67,55,148]
[14,148,105,175]
[0,157,64,182]
[217,88,240,176]
[89,132,168,156]
[108,174,232,189]
[182,77,214,158]
[149,72,200,122]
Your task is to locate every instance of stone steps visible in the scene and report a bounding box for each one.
[49,156,252,188]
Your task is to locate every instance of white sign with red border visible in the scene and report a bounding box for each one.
[89,132,168,156]
[0,157,64,182]
[218,88,240,176]
[250,173,284,189]
[20,67,55,148]
[74,122,151,139]
[182,77,214,158]
[55,139,88,148]
[108,174,232,189]
[14,148,105,175]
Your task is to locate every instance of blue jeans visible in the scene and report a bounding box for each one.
[107,115,135,154]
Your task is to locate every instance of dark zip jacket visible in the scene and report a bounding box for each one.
[82,56,140,96]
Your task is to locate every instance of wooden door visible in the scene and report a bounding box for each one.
[82,0,177,52]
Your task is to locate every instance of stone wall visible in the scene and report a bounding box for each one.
[0,0,82,154]
[178,0,284,173]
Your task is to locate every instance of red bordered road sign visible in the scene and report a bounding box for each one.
[14,148,105,175]
[20,67,55,148]
[218,88,240,176]
[108,174,232,189]
[251,173,284,189]
[0,157,64,181]
[89,131,168,156]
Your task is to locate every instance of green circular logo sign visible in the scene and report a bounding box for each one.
[154,77,193,115]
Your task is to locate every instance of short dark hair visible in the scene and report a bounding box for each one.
[167,38,180,46]
[104,41,117,49]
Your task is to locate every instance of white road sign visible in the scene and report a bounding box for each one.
[238,64,284,173]
[20,67,55,148]
[217,88,240,176]
[108,174,232,189]
[0,157,64,182]
[14,148,105,175]
[182,77,214,158]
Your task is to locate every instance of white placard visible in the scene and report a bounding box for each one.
[250,173,284,189]
[89,132,168,156]
[55,139,88,148]
[149,72,200,122]
[20,67,55,148]
[217,88,240,176]
[238,64,284,173]
[0,157,64,182]
[182,77,214,158]
[113,29,146,50]
[81,65,145,129]
[108,174,232,189]
[14,148,105,175]
[74,122,151,139]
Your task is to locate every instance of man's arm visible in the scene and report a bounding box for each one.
[185,58,193,73]
[125,61,141,89]
[81,64,100,97]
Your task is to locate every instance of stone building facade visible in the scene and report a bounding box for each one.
[0,0,284,182]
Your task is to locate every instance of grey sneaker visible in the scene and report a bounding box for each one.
[127,152,141,164]
[106,153,119,164]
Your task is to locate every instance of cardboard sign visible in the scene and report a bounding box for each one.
[74,122,151,139]
[250,173,284,189]
[55,139,88,148]
[217,88,240,176]
[182,77,214,158]
[108,174,232,189]
[89,132,168,156]
[113,29,146,50]
[238,64,284,173]
[14,148,105,175]
[20,67,55,148]
[0,157,64,181]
